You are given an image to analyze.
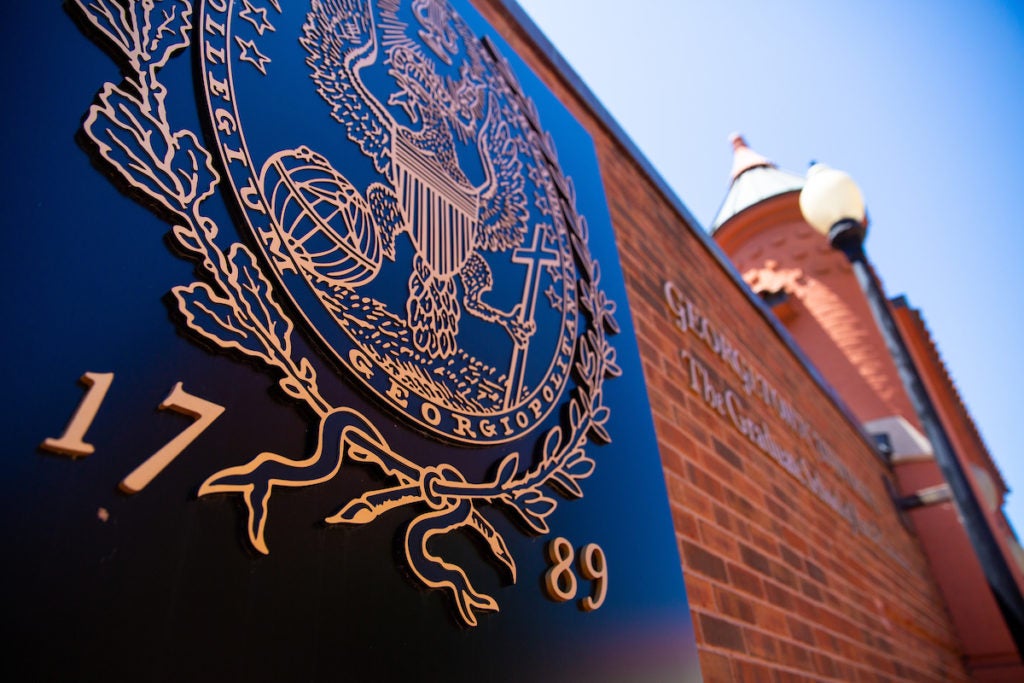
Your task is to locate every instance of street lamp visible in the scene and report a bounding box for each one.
[798,164,867,259]
[799,162,1024,652]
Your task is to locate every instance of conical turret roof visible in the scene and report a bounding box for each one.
[710,134,805,232]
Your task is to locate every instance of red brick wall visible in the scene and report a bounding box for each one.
[474,1,971,679]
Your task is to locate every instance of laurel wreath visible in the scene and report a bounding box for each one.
[74,0,619,626]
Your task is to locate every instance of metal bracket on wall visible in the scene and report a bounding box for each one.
[884,477,954,535]
[894,484,953,511]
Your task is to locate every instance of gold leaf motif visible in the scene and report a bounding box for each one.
[74,0,621,629]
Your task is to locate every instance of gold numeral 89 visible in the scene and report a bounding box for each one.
[543,537,607,611]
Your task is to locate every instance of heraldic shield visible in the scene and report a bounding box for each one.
[207,0,586,446]
[68,0,623,628]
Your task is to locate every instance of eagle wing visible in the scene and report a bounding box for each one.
[475,93,529,252]
[301,0,394,174]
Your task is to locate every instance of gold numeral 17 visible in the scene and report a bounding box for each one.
[41,372,114,457]
[41,375,224,493]
[119,382,225,493]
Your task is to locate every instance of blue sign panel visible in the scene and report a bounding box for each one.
[1,1,699,680]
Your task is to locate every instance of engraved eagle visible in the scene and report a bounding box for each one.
[301,0,535,359]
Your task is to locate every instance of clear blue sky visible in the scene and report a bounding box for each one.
[515,0,1024,534]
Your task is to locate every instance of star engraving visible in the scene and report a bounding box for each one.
[240,0,275,35]
[235,36,270,75]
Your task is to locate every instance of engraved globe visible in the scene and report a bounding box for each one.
[260,147,383,288]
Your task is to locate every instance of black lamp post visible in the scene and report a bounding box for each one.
[798,163,1024,653]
